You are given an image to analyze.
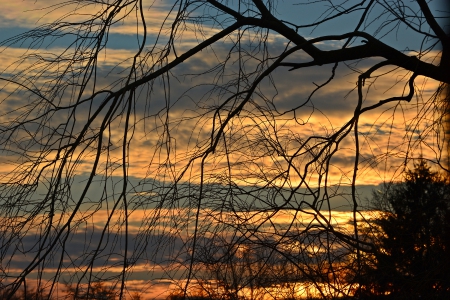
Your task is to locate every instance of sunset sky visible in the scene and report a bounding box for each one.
[0,0,445,186]
[0,0,448,299]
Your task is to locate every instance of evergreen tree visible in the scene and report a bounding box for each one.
[360,160,450,298]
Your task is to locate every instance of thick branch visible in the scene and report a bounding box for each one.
[208,0,448,83]
[417,0,450,69]
[275,31,449,84]
[252,0,273,17]
[207,0,323,59]
[417,0,449,47]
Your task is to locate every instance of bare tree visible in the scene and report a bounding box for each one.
[0,0,449,299]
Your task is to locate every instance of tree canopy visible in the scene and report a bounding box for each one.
[0,0,449,299]
[360,160,450,298]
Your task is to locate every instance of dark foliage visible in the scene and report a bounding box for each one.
[65,281,116,300]
[359,160,450,298]
[0,287,52,300]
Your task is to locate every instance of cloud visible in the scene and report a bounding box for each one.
[0,198,375,292]
[0,1,171,31]
[1,3,446,300]
[0,1,445,228]
[1,41,443,187]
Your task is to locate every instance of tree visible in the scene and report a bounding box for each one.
[0,286,53,300]
[65,281,117,300]
[0,0,449,299]
[359,160,450,298]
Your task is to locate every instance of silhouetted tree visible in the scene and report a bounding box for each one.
[359,160,450,298]
[65,281,116,300]
[0,286,52,300]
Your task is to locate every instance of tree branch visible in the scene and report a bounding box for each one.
[206,1,449,83]
[417,0,449,48]
[275,31,448,83]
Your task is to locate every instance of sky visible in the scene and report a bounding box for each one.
[0,0,445,185]
[0,0,448,299]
